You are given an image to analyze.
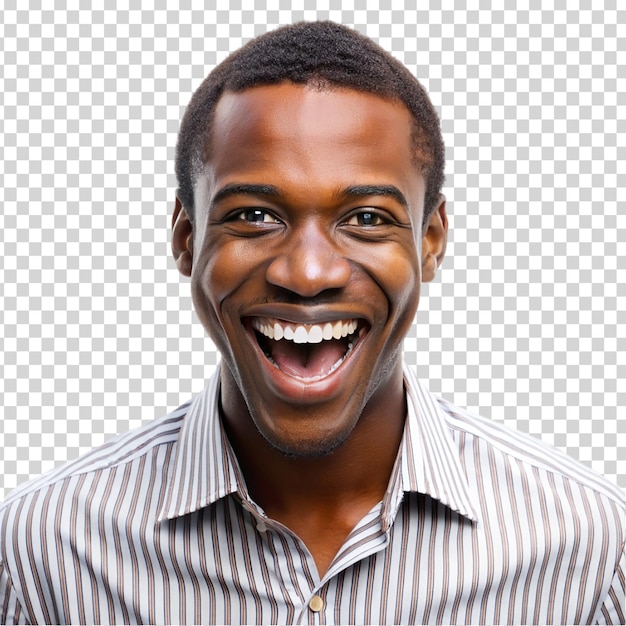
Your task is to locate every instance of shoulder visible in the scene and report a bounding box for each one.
[436,395,625,533]
[435,396,626,622]
[0,401,192,625]
[0,400,190,523]
[404,366,624,512]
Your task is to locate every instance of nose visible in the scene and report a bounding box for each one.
[265,224,351,297]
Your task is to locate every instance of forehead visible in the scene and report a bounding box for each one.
[201,84,423,206]
[213,82,412,135]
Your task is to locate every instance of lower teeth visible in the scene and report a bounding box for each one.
[309,341,354,380]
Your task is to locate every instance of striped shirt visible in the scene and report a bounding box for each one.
[1,364,624,625]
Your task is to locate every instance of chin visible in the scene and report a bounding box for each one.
[250,405,360,460]
[264,431,349,460]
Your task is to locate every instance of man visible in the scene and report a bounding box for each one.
[1,21,624,625]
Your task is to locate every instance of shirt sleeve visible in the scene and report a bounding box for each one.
[595,542,626,625]
[0,558,29,626]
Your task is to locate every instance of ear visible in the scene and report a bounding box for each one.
[421,195,448,283]
[172,194,193,277]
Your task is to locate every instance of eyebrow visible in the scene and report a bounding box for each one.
[210,182,409,212]
[340,185,409,212]
[211,183,284,207]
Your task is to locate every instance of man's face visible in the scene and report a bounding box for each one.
[175,83,446,457]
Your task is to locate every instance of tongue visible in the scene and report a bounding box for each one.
[270,338,348,378]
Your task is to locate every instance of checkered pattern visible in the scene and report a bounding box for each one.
[0,1,623,500]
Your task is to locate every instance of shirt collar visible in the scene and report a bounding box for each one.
[158,363,479,523]
[157,371,244,521]
[397,364,479,522]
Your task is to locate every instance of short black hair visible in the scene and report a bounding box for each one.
[176,21,445,228]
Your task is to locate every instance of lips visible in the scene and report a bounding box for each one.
[248,316,366,381]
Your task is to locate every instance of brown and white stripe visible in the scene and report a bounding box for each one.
[1,365,624,624]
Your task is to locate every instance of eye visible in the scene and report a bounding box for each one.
[345,211,385,226]
[236,209,282,224]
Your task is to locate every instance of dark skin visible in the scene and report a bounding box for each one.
[227,362,407,575]
[172,84,448,576]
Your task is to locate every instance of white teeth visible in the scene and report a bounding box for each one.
[293,325,308,344]
[274,322,283,340]
[252,317,361,345]
[308,325,323,344]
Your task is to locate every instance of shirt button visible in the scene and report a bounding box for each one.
[309,595,324,612]
[256,520,267,532]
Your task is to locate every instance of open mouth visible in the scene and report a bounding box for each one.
[248,316,367,381]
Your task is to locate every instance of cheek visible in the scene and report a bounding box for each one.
[360,241,421,315]
[388,264,421,326]
[191,238,265,324]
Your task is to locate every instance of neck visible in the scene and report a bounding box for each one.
[220,363,407,577]
[222,367,407,519]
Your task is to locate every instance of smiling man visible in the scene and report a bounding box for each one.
[173,82,438,579]
[1,21,624,626]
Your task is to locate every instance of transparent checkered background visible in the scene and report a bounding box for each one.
[1,0,624,500]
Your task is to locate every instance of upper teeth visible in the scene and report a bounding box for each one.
[252,318,359,344]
